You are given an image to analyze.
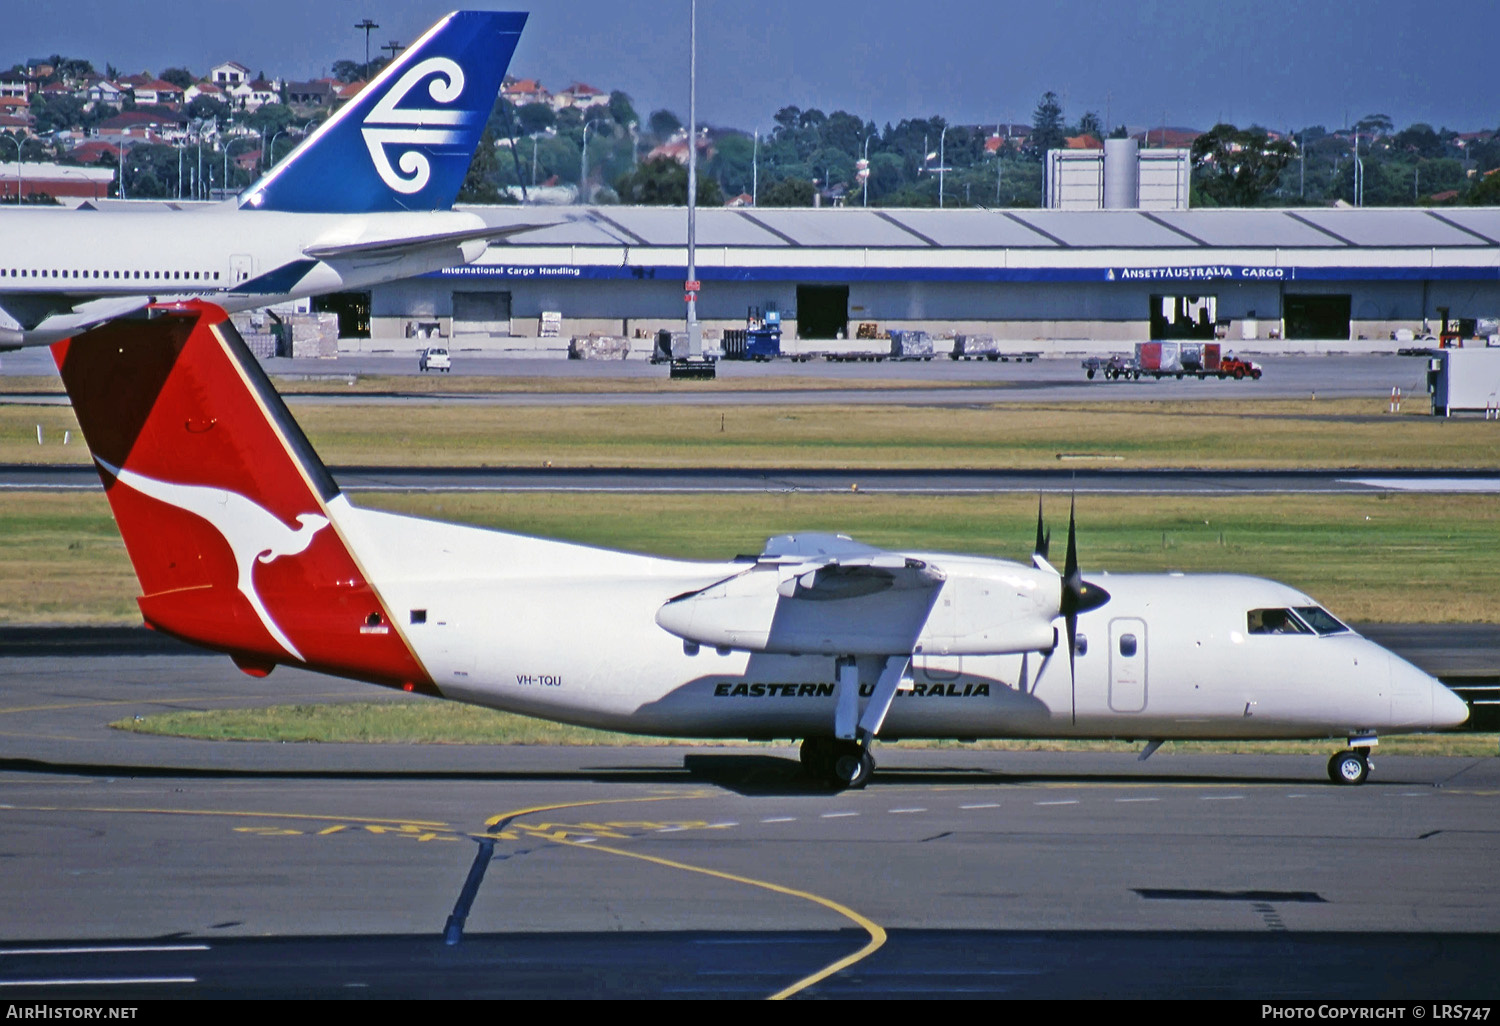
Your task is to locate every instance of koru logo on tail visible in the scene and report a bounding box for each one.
[98,458,329,662]
[361,57,468,194]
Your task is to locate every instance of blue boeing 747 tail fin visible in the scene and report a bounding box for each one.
[240,10,526,214]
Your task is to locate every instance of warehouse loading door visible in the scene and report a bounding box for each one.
[1284,294,1351,340]
[795,285,849,340]
[452,291,512,338]
[311,291,370,338]
[1149,295,1216,340]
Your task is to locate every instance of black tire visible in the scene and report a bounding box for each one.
[1086,368,1096,379]
[799,737,834,780]
[1328,750,1369,785]
[831,745,875,790]
[1233,367,1245,380]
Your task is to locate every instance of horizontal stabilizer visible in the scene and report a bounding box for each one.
[0,295,152,347]
[302,221,551,260]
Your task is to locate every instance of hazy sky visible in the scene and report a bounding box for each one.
[8,1,1495,134]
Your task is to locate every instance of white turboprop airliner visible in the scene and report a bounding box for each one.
[0,10,538,348]
[53,302,1471,790]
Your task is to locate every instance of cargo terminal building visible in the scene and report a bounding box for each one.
[347,206,1500,354]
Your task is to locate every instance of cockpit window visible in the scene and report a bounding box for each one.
[1247,608,1312,635]
[1293,606,1350,636]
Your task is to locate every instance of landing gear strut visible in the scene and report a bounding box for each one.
[1327,747,1371,785]
[800,737,875,790]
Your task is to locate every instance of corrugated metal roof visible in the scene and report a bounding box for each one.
[1149,210,1338,248]
[884,209,1059,247]
[458,203,1500,252]
[1006,210,1191,248]
[1293,209,1491,248]
[739,208,924,247]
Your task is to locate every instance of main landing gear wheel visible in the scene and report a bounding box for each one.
[832,745,875,790]
[1328,749,1370,785]
[799,738,875,790]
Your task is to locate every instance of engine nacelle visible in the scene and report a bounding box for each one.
[912,560,1062,656]
[656,555,1064,658]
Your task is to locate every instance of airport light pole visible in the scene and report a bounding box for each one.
[938,124,948,209]
[580,118,606,204]
[860,133,871,207]
[2,134,21,205]
[685,0,700,358]
[267,128,288,172]
[752,128,758,206]
[223,137,253,198]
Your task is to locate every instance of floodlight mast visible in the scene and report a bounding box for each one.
[685,0,701,357]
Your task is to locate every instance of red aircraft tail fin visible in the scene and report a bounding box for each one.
[53,302,431,690]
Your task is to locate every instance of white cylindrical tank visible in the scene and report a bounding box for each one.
[1104,137,1140,209]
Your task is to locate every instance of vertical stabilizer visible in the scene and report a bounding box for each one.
[240,11,526,213]
[53,303,433,690]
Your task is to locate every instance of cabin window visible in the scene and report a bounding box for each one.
[1073,633,1088,657]
[410,610,427,625]
[1118,634,1138,657]
[1247,608,1312,635]
[1293,606,1350,636]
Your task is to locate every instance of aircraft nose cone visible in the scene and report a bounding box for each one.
[1390,651,1470,730]
[1432,679,1472,730]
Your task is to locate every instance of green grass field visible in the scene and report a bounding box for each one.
[7,385,1496,749]
[3,489,1498,625]
[2,396,1497,468]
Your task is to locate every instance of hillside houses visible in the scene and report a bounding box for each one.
[500,76,610,113]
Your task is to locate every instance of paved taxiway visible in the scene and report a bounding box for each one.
[6,464,1500,495]
[4,348,1495,997]
[2,650,1498,998]
[2,351,1437,405]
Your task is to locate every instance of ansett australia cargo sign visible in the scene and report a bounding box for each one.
[1106,266,1292,281]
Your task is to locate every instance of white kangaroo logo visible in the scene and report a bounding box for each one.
[98,458,329,662]
[361,57,467,194]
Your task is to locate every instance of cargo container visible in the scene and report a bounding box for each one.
[888,330,935,360]
[1087,343,1259,380]
[1430,348,1500,416]
[950,334,1039,362]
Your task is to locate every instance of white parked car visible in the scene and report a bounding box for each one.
[419,346,451,373]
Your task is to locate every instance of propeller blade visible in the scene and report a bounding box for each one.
[1057,495,1110,686]
[1063,496,1080,601]
[1066,611,1078,686]
[1034,496,1051,561]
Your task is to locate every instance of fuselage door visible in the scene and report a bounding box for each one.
[230,254,254,286]
[1109,617,1147,713]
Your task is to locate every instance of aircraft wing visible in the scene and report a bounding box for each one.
[656,533,947,656]
[301,222,552,261]
[0,295,153,348]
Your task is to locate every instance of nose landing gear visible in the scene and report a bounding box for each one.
[1328,747,1372,785]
